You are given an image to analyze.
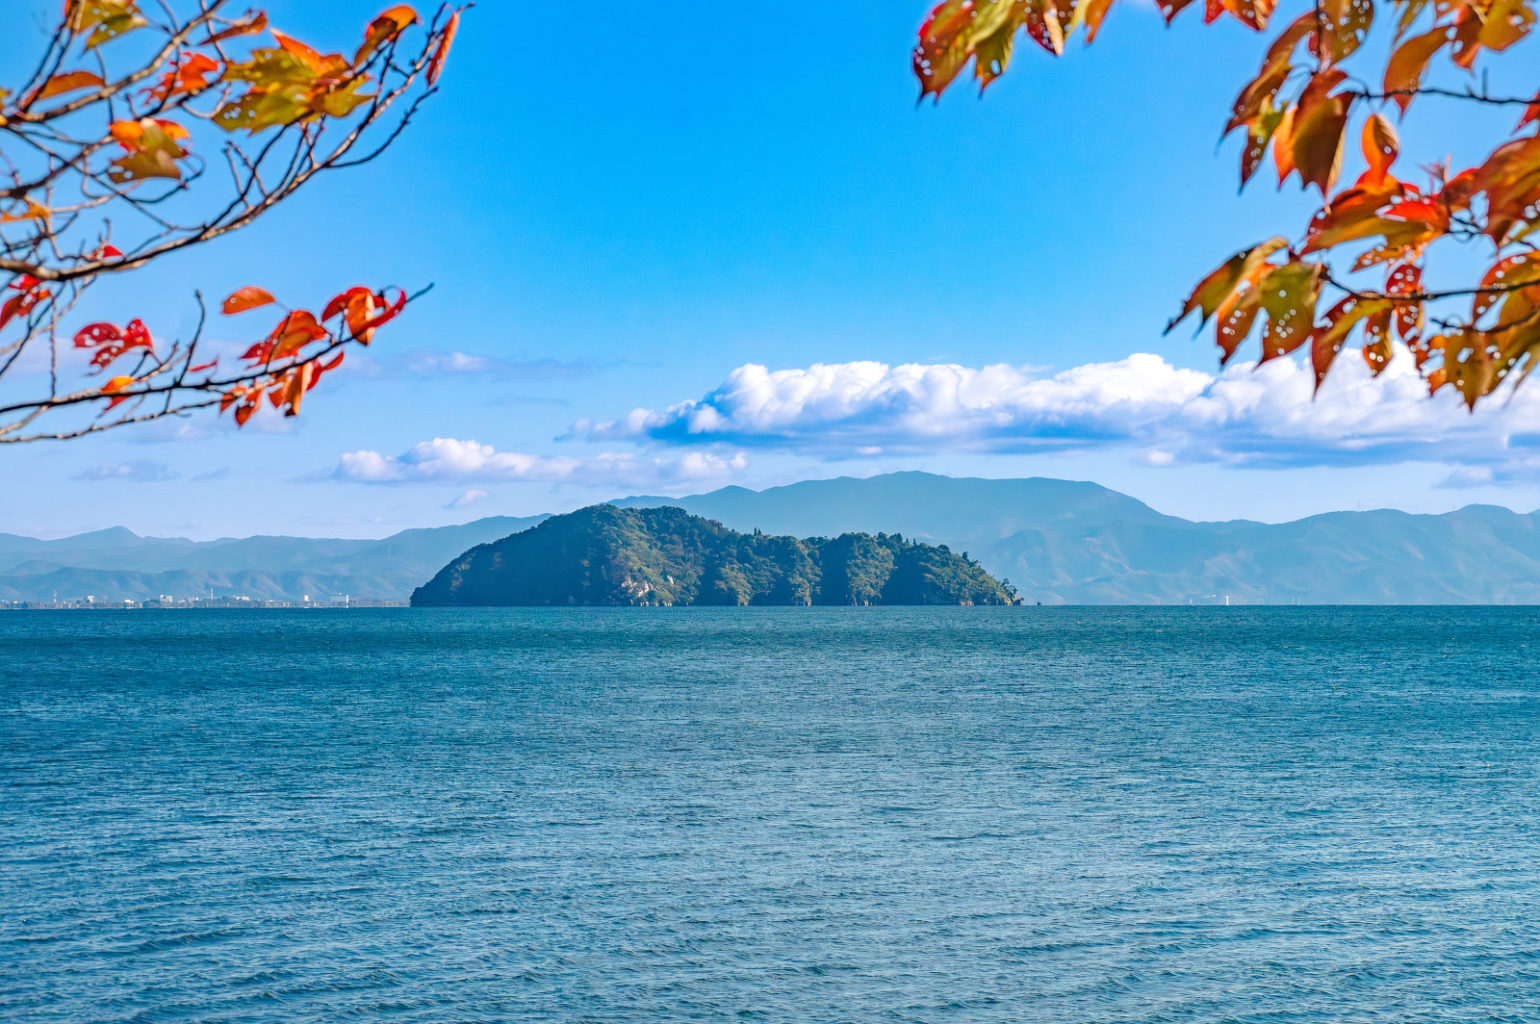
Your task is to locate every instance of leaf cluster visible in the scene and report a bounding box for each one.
[0,1,463,441]
[917,0,1540,408]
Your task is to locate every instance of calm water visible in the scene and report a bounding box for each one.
[3,608,1540,1022]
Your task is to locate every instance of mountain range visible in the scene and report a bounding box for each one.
[5,472,1540,604]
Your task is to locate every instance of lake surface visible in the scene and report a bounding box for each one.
[3,607,1540,1022]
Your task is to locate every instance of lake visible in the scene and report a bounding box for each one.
[3,607,1539,1022]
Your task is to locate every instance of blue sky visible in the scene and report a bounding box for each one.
[1,0,1537,539]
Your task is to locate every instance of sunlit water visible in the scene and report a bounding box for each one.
[3,607,1540,1022]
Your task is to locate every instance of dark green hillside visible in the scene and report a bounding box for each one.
[410,505,1017,607]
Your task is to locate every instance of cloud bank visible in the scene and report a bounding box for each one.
[570,353,1540,478]
[335,438,746,488]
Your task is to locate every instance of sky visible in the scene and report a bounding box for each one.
[1,0,1537,539]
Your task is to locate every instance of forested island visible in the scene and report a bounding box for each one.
[410,505,1018,607]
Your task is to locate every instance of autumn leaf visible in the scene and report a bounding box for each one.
[144,53,219,103]
[1289,80,1351,193]
[0,280,44,331]
[1474,254,1540,323]
[1361,308,1394,376]
[0,200,51,223]
[221,286,277,315]
[357,5,419,65]
[1387,263,1424,348]
[1310,295,1391,390]
[1168,237,1289,332]
[35,70,106,101]
[1382,27,1449,114]
[268,310,330,361]
[323,286,407,343]
[1476,0,1534,53]
[1314,0,1374,62]
[203,10,269,46]
[1359,113,1398,187]
[107,117,190,182]
[100,374,137,411]
[66,0,147,49]
[429,9,460,85]
[1258,260,1323,361]
[74,319,153,371]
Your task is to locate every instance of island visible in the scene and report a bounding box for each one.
[410,504,1019,607]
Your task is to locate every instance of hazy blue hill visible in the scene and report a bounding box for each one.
[617,472,1192,549]
[616,473,1540,605]
[0,516,546,603]
[11,474,1540,605]
[411,505,1015,607]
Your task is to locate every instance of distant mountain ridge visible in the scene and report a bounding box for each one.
[617,473,1540,604]
[6,473,1540,604]
[411,505,1016,607]
[0,516,545,604]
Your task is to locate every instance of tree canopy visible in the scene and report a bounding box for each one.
[916,0,1539,409]
[0,1,461,441]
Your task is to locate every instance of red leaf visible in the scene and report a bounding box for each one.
[74,322,122,348]
[0,290,41,331]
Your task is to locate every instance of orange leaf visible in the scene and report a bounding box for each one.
[101,375,137,411]
[1168,238,1288,333]
[107,117,190,183]
[36,70,105,100]
[144,52,219,103]
[1383,27,1448,115]
[428,9,460,86]
[1362,308,1394,376]
[272,30,330,75]
[1359,113,1398,188]
[1271,103,1297,183]
[266,310,330,360]
[1474,254,1540,322]
[204,10,269,46]
[1290,91,1350,193]
[1387,263,1424,346]
[1310,295,1391,391]
[357,5,419,65]
[0,200,50,223]
[222,286,277,315]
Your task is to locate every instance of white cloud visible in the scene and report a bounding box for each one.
[334,438,747,487]
[74,460,179,482]
[571,353,1540,477]
[446,488,490,508]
